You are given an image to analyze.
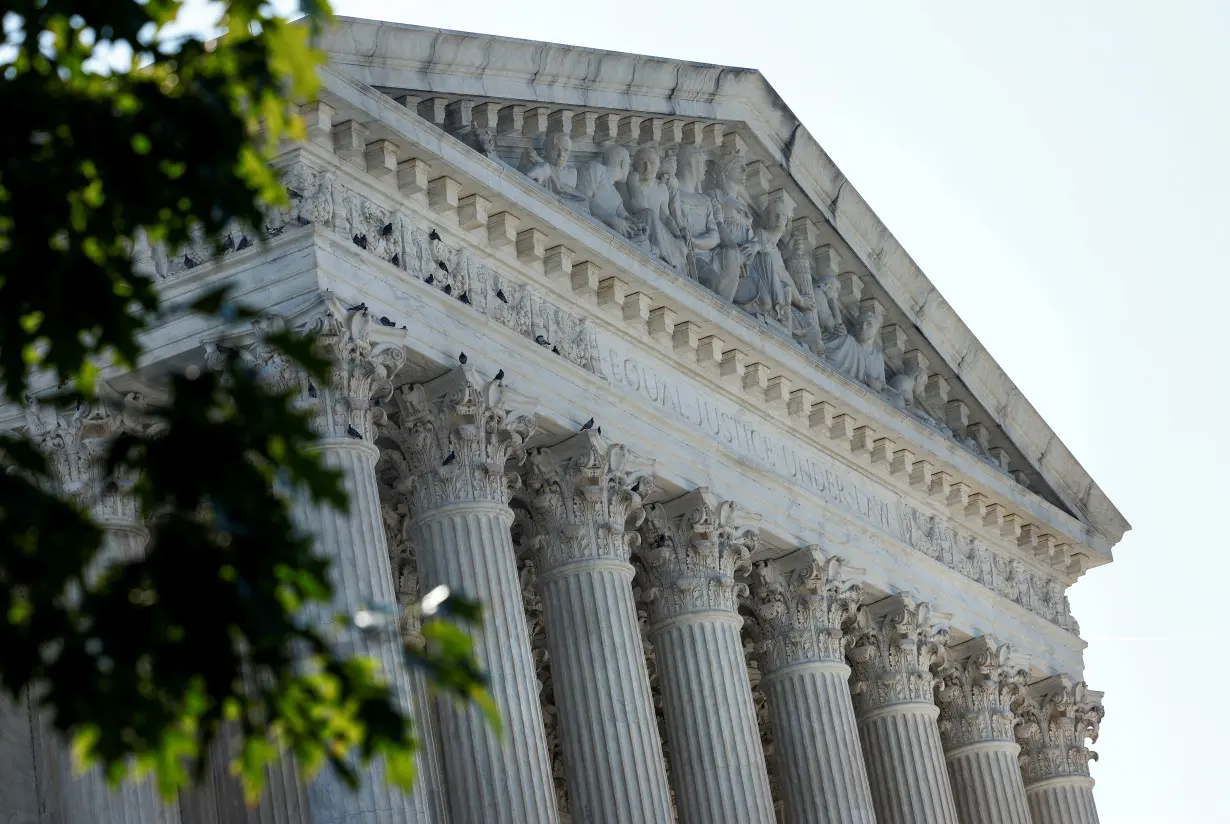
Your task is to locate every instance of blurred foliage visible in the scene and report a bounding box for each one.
[0,0,490,802]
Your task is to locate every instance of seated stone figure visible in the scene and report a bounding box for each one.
[523,131,585,204]
[622,146,688,271]
[825,307,887,391]
[784,237,827,356]
[739,197,814,327]
[579,144,648,246]
[704,146,759,302]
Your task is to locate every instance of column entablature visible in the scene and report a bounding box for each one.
[110,110,1101,663]
[152,120,1103,582]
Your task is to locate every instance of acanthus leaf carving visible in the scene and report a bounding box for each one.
[22,390,161,526]
[518,432,654,573]
[935,636,1029,750]
[748,546,864,674]
[377,366,536,516]
[298,295,407,442]
[1015,676,1104,783]
[848,593,951,713]
[635,488,760,623]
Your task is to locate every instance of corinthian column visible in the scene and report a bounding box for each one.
[747,547,876,824]
[379,366,559,824]
[636,488,776,824]
[519,432,674,824]
[381,502,451,824]
[848,594,960,824]
[936,636,1032,824]
[23,399,183,824]
[291,300,438,823]
[1015,676,1105,824]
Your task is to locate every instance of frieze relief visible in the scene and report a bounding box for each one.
[151,158,602,378]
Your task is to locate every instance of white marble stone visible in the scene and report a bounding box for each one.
[747,548,876,824]
[519,433,674,824]
[936,636,1032,824]
[0,21,1132,824]
[849,594,960,824]
[637,488,776,824]
[1016,676,1104,824]
[379,366,560,824]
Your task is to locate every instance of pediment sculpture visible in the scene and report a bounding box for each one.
[469,124,922,406]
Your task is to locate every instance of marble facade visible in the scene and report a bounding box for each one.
[0,18,1126,824]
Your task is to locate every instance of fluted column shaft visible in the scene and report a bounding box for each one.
[536,561,673,823]
[1025,777,1100,824]
[858,702,958,824]
[653,612,776,823]
[299,439,438,824]
[749,549,875,824]
[937,636,1031,824]
[520,434,672,824]
[209,725,312,824]
[409,501,559,824]
[638,489,775,824]
[764,662,876,824]
[61,521,183,824]
[946,741,1030,824]
[849,595,958,824]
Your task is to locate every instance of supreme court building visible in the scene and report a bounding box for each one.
[0,18,1127,824]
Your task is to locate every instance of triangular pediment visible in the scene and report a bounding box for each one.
[312,18,1129,549]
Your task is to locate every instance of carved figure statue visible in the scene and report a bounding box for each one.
[825,307,887,391]
[673,145,721,282]
[468,124,513,170]
[523,131,584,202]
[815,274,846,339]
[738,197,815,327]
[659,149,686,235]
[622,146,688,271]
[883,360,941,430]
[579,144,647,245]
[701,147,759,303]
[782,237,828,355]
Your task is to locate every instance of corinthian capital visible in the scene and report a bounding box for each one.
[748,546,864,675]
[935,636,1029,750]
[302,295,407,441]
[635,488,760,623]
[848,593,951,714]
[206,296,407,441]
[519,431,654,573]
[22,391,157,522]
[378,366,536,515]
[1015,675,1105,783]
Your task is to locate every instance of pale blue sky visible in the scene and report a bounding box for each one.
[211,0,1230,818]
